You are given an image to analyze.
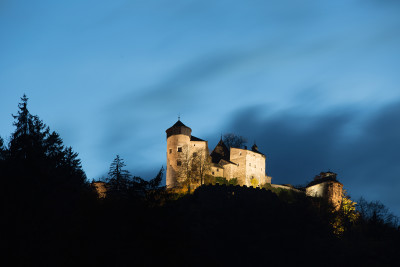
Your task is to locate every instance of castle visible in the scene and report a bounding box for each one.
[166,119,271,188]
[165,119,344,208]
[92,119,344,209]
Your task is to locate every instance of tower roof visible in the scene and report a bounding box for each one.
[250,142,265,156]
[251,143,259,152]
[170,120,187,128]
[210,139,230,164]
[166,119,192,138]
[306,171,342,187]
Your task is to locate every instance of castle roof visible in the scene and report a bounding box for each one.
[251,143,265,156]
[219,158,238,166]
[210,139,230,164]
[190,135,205,142]
[166,119,192,138]
[306,172,342,187]
[170,120,187,128]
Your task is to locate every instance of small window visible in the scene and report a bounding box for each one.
[193,152,198,157]
[239,152,242,156]
[217,169,219,172]
[177,160,182,166]
[177,147,182,152]
[194,144,196,146]
[212,172,215,175]
[169,149,172,154]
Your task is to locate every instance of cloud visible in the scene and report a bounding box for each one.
[221,100,400,216]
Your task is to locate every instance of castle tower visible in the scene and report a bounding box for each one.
[166,119,192,188]
[306,172,343,210]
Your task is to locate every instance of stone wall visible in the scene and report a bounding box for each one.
[230,148,267,187]
[166,134,191,188]
[306,181,343,209]
[230,148,248,185]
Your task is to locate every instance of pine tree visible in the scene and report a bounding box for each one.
[3,95,86,191]
[107,155,131,193]
[147,166,164,190]
[0,136,6,160]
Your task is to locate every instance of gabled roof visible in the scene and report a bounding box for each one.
[210,139,230,164]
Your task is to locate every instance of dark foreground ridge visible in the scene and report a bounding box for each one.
[4,183,400,266]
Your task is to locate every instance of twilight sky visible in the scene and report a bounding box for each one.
[1,1,400,215]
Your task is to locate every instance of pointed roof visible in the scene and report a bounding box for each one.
[251,143,259,152]
[166,119,192,138]
[251,142,265,156]
[210,139,230,164]
[171,120,187,128]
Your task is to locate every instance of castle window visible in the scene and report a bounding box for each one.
[177,147,182,152]
[177,160,182,166]
[239,152,242,156]
[169,149,172,154]
[212,171,215,175]
[217,169,219,172]
[193,152,197,157]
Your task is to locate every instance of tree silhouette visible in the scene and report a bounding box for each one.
[191,150,211,185]
[0,136,6,160]
[107,155,131,193]
[223,133,247,148]
[1,94,87,195]
[147,166,164,190]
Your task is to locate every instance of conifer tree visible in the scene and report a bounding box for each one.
[3,95,86,190]
[147,166,164,190]
[107,155,131,193]
[0,136,6,160]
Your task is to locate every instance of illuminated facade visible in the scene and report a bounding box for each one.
[165,119,344,208]
[165,119,271,189]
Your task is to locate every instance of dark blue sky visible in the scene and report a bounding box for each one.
[1,1,400,215]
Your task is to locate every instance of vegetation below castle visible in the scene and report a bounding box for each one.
[1,96,399,266]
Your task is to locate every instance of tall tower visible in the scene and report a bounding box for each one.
[166,119,192,188]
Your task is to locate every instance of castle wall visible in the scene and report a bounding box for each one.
[222,163,237,181]
[306,181,343,209]
[230,148,247,185]
[166,134,191,188]
[189,140,208,158]
[260,175,272,185]
[229,148,268,187]
[211,165,223,177]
